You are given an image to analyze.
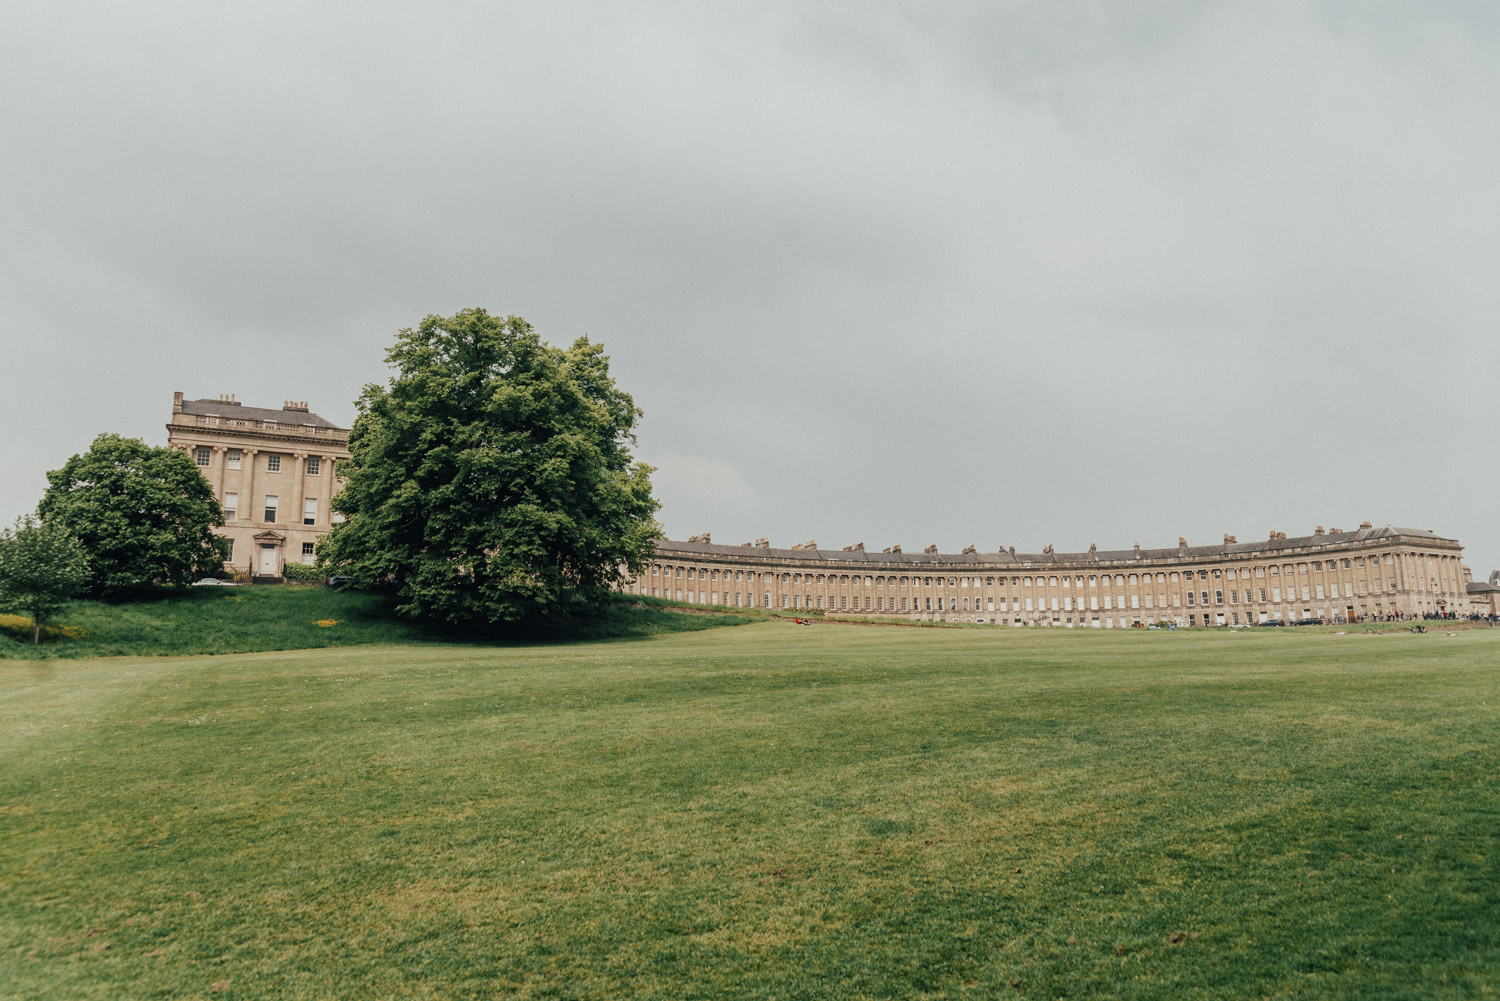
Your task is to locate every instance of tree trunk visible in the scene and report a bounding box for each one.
[33,619,40,645]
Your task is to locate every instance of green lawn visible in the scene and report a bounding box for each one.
[0,588,752,659]
[1,624,1495,999]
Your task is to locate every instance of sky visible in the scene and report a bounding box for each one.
[3,1,1498,573]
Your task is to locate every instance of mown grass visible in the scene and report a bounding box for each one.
[0,625,1496,999]
[0,588,753,659]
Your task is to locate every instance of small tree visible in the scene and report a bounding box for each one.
[38,433,227,594]
[0,516,90,644]
[318,308,660,624]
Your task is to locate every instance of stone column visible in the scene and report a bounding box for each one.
[242,449,258,525]
[291,452,308,536]
[321,455,338,525]
[213,446,228,500]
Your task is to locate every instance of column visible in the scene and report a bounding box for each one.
[291,452,308,536]
[242,449,258,524]
[321,456,338,525]
[213,446,228,500]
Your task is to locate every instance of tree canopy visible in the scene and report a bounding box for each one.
[318,309,660,624]
[0,516,90,643]
[38,433,226,594]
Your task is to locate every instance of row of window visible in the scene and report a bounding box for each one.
[221,493,322,525]
[645,556,1434,588]
[633,583,1424,624]
[636,549,1466,605]
[219,539,318,565]
[638,589,1373,612]
[195,447,325,476]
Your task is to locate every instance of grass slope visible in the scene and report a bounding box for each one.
[1,626,1496,999]
[0,588,752,659]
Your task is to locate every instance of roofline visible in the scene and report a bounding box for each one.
[650,527,1460,569]
[165,423,351,450]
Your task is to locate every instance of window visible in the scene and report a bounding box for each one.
[224,538,234,560]
[267,454,282,473]
[195,447,211,467]
[301,542,315,563]
[227,450,241,470]
[223,492,238,521]
[306,456,321,476]
[303,498,317,525]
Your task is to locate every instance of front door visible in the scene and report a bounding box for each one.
[259,544,278,575]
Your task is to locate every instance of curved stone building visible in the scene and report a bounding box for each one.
[625,524,1469,626]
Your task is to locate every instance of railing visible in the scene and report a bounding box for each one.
[193,414,346,440]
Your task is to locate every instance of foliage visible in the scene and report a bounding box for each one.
[0,516,90,643]
[281,561,325,582]
[37,433,226,594]
[319,308,660,624]
[1,627,1496,998]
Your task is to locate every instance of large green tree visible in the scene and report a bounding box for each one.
[38,433,226,594]
[318,309,660,624]
[0,516,90,644]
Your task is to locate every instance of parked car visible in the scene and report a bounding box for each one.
[327,575,360,587]
[1256,619,1285,627]
[1292,617,1324,627]
[191,577,237,586]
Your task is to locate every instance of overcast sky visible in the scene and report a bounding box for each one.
[4,1,1497,572]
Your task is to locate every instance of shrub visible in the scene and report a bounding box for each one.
[282,562,325,582]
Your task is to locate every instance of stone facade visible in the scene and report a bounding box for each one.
[626,524,1471,626]
[1466,569,1500,617]
[165,392,350,579]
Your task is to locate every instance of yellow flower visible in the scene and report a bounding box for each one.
[315,619,340,628]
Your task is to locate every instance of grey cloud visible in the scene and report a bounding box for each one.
[2,1,1496,572]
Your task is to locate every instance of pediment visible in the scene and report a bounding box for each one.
[253,531,286,543]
